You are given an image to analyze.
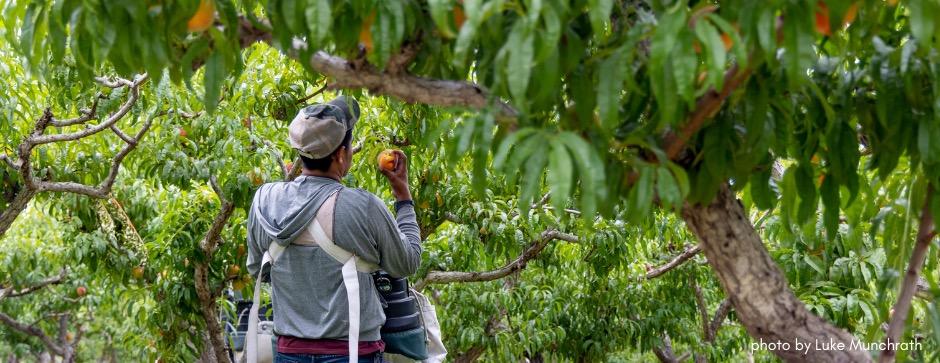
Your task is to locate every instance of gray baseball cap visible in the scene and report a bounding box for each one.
[288,96,360,159]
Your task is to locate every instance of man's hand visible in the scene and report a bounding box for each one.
[379,150,412,201]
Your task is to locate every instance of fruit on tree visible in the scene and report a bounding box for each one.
[227,265,240,277]
[132,266,145,279]
[377,149,397,171]
[237,244,247,257]
[178,127,188,139]
[187,0,215,32]
[76,286,87,297]
[454,6,466,29]
[359,12,375,53]
[721,32,733,51]
[248,171,263,186]
[815,2,831,36]
[815,1,858,36]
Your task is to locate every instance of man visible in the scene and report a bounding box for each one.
[246,96,422,363]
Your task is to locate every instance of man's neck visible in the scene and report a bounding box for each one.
[301,169,343,182]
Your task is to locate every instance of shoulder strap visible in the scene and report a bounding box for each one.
[302,191,380,272]
[246,243,284,363]
[306,190,376,363]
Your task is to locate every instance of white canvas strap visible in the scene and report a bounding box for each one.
[247,243,284,363]
[304,191,378,363]
[294,192,380,272]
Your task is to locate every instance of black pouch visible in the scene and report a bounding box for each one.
[372,271,428,360]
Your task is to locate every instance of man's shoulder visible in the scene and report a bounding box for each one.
[338,187,384,207]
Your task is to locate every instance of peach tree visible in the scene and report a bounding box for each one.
[1,1,940,362]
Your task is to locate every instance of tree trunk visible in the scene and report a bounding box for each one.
[681,185,870,362]
[194,263,229,363]
[0,189,36,237]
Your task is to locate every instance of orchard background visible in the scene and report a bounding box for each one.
[1,0,939,362]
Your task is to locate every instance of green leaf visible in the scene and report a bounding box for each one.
[505,132,544,182]
[782,3,814,87]
[629,164,655,220]
[304,0,332,45]
[494,128,537,169]
[820,174,840,241]
[597,49,625,130]
[203,51,225,113]
[429,0,456,38]
[650,6,687,126]
[794,162,817,225]
[520,143,548,216]
[754,5,775,59]
[587,0,613,37]
[909,0,937,46]
[666,162,690,199]
[506,22,535,106]
[694,19,726,90]
[558,132,606,220]
[749,169,775,210]
[547,141,573,213]
[804,255,825,275]
[453,0,482,68]
[280,0,304,35]
[656,166,680,210]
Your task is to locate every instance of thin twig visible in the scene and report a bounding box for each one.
[294,84,329,105]
[415,229,578,290]
[881,185,936,363]
[0,269,67,300]
[643,245,702,280]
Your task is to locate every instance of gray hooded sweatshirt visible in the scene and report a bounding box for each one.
[245,175,422,341]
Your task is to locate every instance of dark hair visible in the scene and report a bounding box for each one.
[300,129,353,172]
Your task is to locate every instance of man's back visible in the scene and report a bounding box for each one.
[245,175,422,343]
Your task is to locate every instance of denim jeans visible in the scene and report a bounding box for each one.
[274,352,384,363]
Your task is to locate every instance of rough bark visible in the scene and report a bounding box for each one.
[0,188,37,238]
[194,183,236,363]
[653,334,683,363]
[681,184,870,362]
[194,263,227,363]
[644,245,701,280]
[305,49,518,124]
[880,185,935,363]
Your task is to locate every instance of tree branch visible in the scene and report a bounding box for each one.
[707,298,733,342]
[37,109,158,198]
[0,154,18,170]
[663,62,753,160]
[881,185,936,363]
[415,229,578,290]
[653,334,683,363]
[0,311,64,356]
[50,94,103,127]
[304,49,518,125]
[0,269,67,300]
[294,84,329,105]
[199,177,235,256]
[29,75,148,145]
[692,280,710,342]
[643,245,702,280]
[285,157,303,181]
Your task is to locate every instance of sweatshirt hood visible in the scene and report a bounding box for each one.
[249,175,344,246]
